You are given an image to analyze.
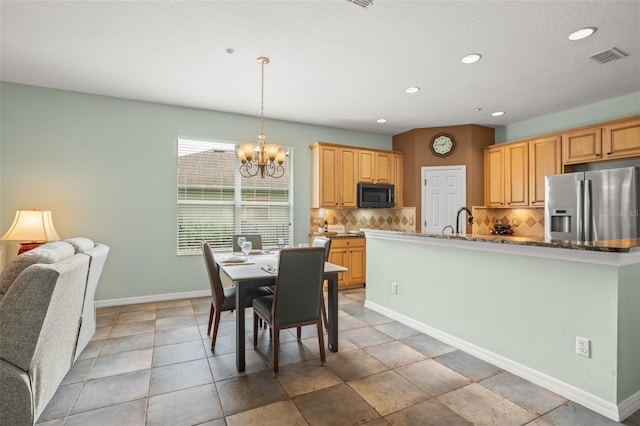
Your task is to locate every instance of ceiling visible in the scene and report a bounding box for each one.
[1,1,639,136]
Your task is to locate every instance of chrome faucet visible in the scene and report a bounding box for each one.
[455,207,473,234]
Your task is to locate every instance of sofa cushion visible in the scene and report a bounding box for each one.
[64,237,95,254]
[0,241,75,296]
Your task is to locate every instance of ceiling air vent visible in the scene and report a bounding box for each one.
[588,47,629,64]
[346,0,374,8]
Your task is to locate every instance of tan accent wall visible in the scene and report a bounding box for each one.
[393,125,495,231]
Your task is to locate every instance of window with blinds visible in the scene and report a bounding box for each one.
[177,138,293,255]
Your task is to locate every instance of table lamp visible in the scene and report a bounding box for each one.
[0,210,61,254]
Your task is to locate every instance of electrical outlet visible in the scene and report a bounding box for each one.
[391,282,398,294]
[576,336,590,358]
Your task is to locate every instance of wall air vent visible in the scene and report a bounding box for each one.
[346,0,374,8]
[588,47,629,64]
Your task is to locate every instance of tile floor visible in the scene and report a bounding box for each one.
[38,288,640,426]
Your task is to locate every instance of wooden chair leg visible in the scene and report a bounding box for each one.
[317,320,326,364]
[320,296,328,329]
[207,303,214,336]
[296,327,301,341]
[210,308,222,352]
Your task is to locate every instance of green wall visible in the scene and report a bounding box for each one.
[0,82,391,300]
[617,263,640,401]
[366,235,640,407]
[495,91,640,143]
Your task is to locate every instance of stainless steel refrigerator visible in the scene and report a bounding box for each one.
[544,167,639,241]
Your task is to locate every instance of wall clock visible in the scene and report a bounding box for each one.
[430,133,456,157]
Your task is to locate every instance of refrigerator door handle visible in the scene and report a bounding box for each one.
[577,179,584,241]
[584,179,592,241]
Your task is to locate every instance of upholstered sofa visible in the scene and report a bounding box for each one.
[0,238,109,426]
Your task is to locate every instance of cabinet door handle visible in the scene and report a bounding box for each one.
[606,152,612,155]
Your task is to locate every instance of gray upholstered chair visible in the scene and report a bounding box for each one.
[252,247,326,375]
[311,236,331,329]
[232,234,262,252]
[202,242,271,352]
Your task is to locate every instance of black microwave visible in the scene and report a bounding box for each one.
[357,182,395,208]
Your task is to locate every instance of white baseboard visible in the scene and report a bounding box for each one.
[619,390,640,421]
[95,290,210,308]
[364,300,634,422]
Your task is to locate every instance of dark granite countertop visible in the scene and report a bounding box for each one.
[309,232,366,239]
[363,229,640,253]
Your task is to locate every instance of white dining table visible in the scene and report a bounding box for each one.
[215,251,347,372]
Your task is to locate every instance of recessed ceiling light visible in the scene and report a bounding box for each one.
[475,108,483,112]
[405,87,420,94]
[376,118,388,124]
[491,111,505,117]
[461,54,482,64]
[568,27,597,41]
[225,48,235,54]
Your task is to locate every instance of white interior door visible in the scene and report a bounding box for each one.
[422,166,466,233]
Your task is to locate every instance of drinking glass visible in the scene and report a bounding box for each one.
[277,238,285,250]
[237,236,246,253]
[241,241,252,261]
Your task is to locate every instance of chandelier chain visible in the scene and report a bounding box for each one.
[260,59,265,137]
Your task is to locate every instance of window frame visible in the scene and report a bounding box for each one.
[177,137,294,255]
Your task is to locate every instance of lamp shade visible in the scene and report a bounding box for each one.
[1,210,60,242]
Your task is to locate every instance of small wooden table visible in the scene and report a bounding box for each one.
[216,252,347,372]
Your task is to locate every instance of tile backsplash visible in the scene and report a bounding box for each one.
[309,208,416,234]
[472,207,545,237]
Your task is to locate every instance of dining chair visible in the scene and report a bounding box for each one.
[252,247,326,375]
[202,242,271,352]
[232,234,262,252]
[311,236,331,329]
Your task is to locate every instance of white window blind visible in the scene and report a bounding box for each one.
[177,138,293,255]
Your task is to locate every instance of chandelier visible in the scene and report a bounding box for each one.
[236,56,286,178]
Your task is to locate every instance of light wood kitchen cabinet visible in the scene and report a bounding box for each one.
[602,117,640,160]
[358,150,393,184]
[311,142,404,209]
[562,127,602,164]
[562,115,640,165]
[310,143,358,208]
[484,145,505,207]
[529,136,561,206]
[393,153,404,208]
[505,142,529,206]
[328,237,365,288]
[486,136,561,207]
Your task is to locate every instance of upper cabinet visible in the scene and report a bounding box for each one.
[562,127,602,164]
[529,136,561,206]
[358,150,393,184]
[485,115,638,208]
[310,143,358,208]
[505,142,529,207]
[484,136,560,207]
[310,142,403,208]
[602,117,640,160]
[393,153,404,208]
[484,145,505,207]
[563,116,640,165]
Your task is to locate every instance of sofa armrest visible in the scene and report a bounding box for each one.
[75,243,110,360]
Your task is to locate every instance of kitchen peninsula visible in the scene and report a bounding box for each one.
[364,229,640,422]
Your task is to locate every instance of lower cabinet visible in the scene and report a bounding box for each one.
[328,237,366,288]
